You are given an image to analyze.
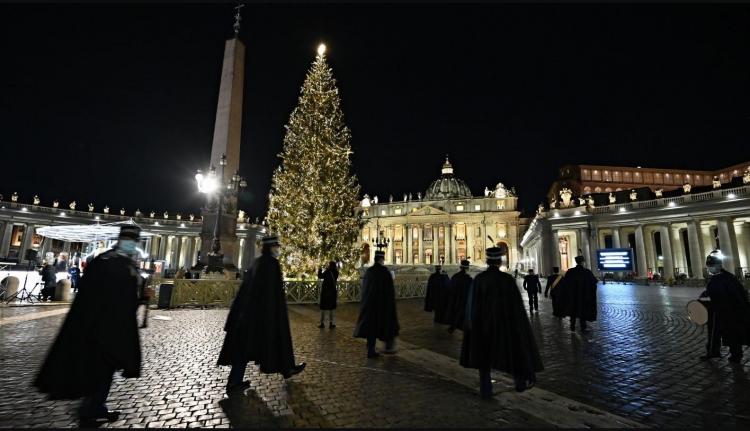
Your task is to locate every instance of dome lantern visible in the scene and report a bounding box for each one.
[425,155,472,200]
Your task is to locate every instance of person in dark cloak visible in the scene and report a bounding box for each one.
[446,259,473,332]
[698,250,750,363]
[39,258,57,301]
[558,256,598,333]
[353,250,400,358]
[522,269,542,313]
[546,267,564,319]
[460,246,543,398]
[426,265,451,324]
[317,261,339,329]
[217,235,306,394]
[34,224,144,425]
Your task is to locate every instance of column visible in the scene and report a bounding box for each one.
[385,226,396,265]
[0,222,13,258]
[184,236,194,268]
[644,228,656,275]
[658,224,675,279]
[612,228,621,248]
[635,224,648,277]
[445,223,456,265]
[63,242,71,253]
[467,223,474,264]
[157,235,167,261]
[717,217,741,275]
[590,228,600,272]
[175,236,184,269]
[405,224,411,264]
[552,230,561,270]
[743,222,750,274]
[417,225,423,265]
[579,228,592,270]
[20,224,35,262]
[671,227,685,275]
[687,220,704,279]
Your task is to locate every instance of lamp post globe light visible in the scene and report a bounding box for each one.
[195,153,246,273]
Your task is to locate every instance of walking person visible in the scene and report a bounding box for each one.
[446,259,473,332]
[558,256,598,333]
[425,264,451,324]
[522,269,542,313]
[318,261,339,329]
[460,246,543,398]
[39,256,57,301]
[217,235,306,395]
[34,225,144,425]
[545,267,564,319]
[353,250,400,358]
[698,250,750,363]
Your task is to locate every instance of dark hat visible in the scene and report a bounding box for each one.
[706,250,723,266]
[262,235,280,246]
[119,224,141,240]
[374,250,385,259]
[460,259,470,268]
[486,247,503,260]
[575,255,585,264]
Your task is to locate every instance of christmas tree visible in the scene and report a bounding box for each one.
[267,44,363,278]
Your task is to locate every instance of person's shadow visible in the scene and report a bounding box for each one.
[219,380,333,428]
[219,390,284,428]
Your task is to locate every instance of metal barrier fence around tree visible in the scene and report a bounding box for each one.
[146,278,427,308]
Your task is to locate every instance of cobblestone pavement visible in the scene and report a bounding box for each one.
[0,303,545,428]
[333,281,750,429]
[2,281,748,428]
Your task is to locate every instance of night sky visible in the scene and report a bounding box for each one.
[3,3,750,220]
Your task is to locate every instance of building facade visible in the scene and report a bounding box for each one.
[523,169,750,280]
[0,196,264,274]
[547,161,750,204]
[357,157,524,271]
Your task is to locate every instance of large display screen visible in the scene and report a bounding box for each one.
[597,248,634,271]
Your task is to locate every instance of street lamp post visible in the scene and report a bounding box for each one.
[195,154,247,273]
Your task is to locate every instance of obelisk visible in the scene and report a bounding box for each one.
[199,7,245,271]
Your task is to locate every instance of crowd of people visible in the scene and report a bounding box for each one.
[31,224,750,425]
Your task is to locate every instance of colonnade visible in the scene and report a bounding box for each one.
[526,217,750,278]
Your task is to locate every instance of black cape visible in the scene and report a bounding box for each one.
[547,273,564,317]
[318,267,338,310]
[217,254,295,375]
[353,263,400,341]
[425,272,451,323]
[459,266,543,380]
[558,265,598,322]
[701,270,750,347]
[444,270,473,331]
[34,249,142,399]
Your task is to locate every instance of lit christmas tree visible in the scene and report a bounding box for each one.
[267,44,363,278]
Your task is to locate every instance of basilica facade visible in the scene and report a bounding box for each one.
[358,157,524,271]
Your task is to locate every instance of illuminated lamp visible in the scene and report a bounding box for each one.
[668,202,676,208]
[618,207,626,213]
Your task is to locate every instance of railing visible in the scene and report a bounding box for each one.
[146,277,428,307]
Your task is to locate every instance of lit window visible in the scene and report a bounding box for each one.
[381,210,386,216]
[456,205,464,211]
[496,200,505,210]
[394,208,402,215]
[474,204,481,211]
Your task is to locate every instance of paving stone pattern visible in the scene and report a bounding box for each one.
[331,281,749,429]
[2,281,749,428]
[0,303,543,428]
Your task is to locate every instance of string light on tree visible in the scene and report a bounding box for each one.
[267,42,363,278]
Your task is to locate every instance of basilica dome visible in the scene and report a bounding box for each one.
[424,156,473,200]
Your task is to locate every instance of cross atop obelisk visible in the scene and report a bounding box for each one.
[233,3,244,37]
